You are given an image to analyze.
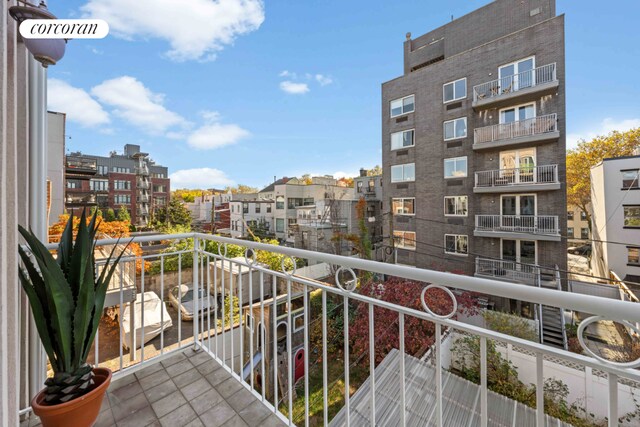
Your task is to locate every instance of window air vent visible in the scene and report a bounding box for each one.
[395,116,408,123]
[446,179,463,186]
[447,218,464,225]
[446,141,463,149]
[396,184,409,190]
[396,150,409,156]
[446,101,462,110]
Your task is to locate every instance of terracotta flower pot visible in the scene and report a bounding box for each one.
[31,368,112,427]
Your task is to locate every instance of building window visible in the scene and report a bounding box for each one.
[151,173,165,178]
[391,163,415,183]
[276,218,285,233]
[443,78,466,103]
[628,247,640,265]
[153,185,166,192]
[580,228,589,239]
[255,204,261,214]
[303,198,314,206]
[443,118,467,140]
[357,181,363,193]
[499,57,535,91]
[444,196,468,217]
[623,206,640,227]
[444,157,467,178]
[567,227,574,238]
[391,129,415,150]
[500,103,535,124]
[276,196,285,210]
[90,180,109,191]
[66,180,81,189]
[390,95,415,118]
[288,198,303,209]
[112,167,130,173]
[622,170,640,189]
[243,203,249,214]
[580,211,587,221]
[445,234,468,255]
[154,196,166,206]
[114,180,131,190]
[567,211,574,221]
[267,204,272,213]
[393,231,416,250]
[114,195,131,205]
[392,198,415,215]
[97,165,109,175]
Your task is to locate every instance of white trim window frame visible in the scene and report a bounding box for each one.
[444,234,468,256]
[444,195,468,217]
[390,94,415,118]
[393,230,416,250]
[498,56,536,92]
[500,239,538,265]
[499,193,537,216]
[443,117,467,141]
[390,163,415,183]
[444,157,468,179]
[391,129,415,150]
[443,78,467,103]
[392,197,415,216]
[499,102,536,124]
[293,312,305,333]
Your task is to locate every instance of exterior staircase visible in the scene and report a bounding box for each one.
[538,267,567,349]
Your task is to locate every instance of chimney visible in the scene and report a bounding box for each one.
[359,168,367,177]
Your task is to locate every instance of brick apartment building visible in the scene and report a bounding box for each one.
[382,0,567,286]
[65,144,170,227]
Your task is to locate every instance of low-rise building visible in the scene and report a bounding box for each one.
[566,204,590,246]
[591,154,640,283]
[229,196,275,239]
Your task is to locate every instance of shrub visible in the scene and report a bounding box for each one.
[483,310,538,342]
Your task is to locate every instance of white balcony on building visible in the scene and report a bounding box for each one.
[472,63,558,109]
[474,214,561,241]
[474,164,560,193]
[473,114,559,151]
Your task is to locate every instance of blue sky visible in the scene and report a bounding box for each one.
[48,0,640,189]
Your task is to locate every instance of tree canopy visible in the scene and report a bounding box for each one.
[567,128,640,228]
[224,184,259,194]
[154,198,192,228]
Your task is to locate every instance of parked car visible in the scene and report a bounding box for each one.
[568,244,592,256]
[121,291,173,350]
[169,284,216,321]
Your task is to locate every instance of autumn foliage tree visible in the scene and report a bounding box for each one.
[567,128,640,230]
[48,213,149,273]
[349,278,478,364]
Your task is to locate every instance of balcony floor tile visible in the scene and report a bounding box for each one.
[98,348,285,427]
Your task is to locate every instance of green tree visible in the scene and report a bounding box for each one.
[155,198,192,228]
[89,206,102,217]
[567,128,640,231]
[104,208,116,222]
[367,165,383,176]
[117,205,131,222]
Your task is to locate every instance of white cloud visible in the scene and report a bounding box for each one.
[279,70,296,79]
[568,117,640,149]
[81,0,264,62]
[315,74,333,86]
[48,79,110,127]
[170,167,234,189]
[280,81,309,95]
[91,76,187,135]
[187,110,250,150]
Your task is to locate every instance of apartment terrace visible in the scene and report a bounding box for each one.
[18,233,640,427]
[472,63,559,109]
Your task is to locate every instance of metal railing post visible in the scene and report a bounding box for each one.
[193,235,200,350]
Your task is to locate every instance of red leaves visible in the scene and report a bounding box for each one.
[349,277,478,364]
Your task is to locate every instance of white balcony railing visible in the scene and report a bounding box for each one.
[20,233,640,426]
[473,63,557,102]
[475,164,559,189]
[475,257,540,284]
[475,214,560,235]
[474,114,558,145]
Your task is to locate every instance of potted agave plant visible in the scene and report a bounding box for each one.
[18,210,129,427]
